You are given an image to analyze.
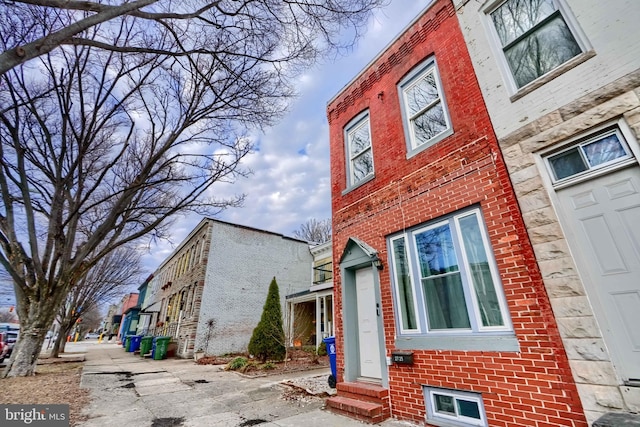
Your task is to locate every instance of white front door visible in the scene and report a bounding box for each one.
[355,267,382,380]
[556,166,640,381]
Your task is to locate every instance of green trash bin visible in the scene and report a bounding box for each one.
[124,335,132,352]
[152,336,171,360]
[139,336,153,357]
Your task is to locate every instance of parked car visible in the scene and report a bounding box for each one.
[84,332,100,340]
[0,332,8,363]
[3,331,18,357]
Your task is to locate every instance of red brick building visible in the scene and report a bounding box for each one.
[325,1,587,426]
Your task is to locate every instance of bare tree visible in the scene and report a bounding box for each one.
[49,247,142,358]
[293,218,332,244]
[0,1,387,377]
[0,1,388,75]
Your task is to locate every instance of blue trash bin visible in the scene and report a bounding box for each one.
[323,336,337,388]
[128,335,142,353]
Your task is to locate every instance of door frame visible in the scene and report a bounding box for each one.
[339,238,388,387]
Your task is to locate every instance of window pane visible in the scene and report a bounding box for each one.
[492,0,557,46]
[458,214,504,327]
[549,147,587,180]
[405,71,439,116]
[417,223,470,329]
[412,102,447,146]
[351,149,373,182]
[423,273,471,329]
[504,15,581,87]
[583,133,627,167]
[457,399,481,419]
[415,224,458,277]
[349,122,370,157]
[434,394,456,415]
[392,238,418,330]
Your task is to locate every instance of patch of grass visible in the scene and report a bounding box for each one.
[261,362,276,370]
[225,356,248,371]
[240,362,259,373]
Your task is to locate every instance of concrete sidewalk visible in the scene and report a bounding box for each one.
[76,343,419,427]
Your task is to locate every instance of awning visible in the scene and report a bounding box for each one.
[141,301,161,313]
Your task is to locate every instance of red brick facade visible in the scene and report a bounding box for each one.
[327,1,587,426]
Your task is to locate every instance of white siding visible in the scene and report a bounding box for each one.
[454,0,640,138]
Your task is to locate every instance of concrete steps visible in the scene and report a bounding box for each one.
[325,381,390,424]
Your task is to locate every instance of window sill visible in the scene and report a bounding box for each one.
[509,50,596,102]
[341,174,375,196]
[395,333,520,352]
[406,127,454,159]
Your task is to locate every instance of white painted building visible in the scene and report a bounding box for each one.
[454,0,640,424]
[142,218,313,358]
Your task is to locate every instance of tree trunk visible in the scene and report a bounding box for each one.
[2,326,47,377]
[2,302,57,377]
[50,322,73,358]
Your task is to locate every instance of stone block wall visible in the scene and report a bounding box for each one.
[498,69,640,424]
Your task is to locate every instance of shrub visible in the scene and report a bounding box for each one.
[248,277,286,363]
[261,362,276,370]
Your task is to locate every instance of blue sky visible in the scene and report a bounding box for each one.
[140,1,431,273]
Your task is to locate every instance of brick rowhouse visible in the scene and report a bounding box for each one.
[326,1,587,426]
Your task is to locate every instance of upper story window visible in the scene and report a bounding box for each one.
[389,208,511,337]
[489,0,584,89]
[313,261,333,284]
[398,58,452,156]
[345,111,374,188]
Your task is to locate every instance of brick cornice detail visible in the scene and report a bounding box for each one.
[326,1,455,124]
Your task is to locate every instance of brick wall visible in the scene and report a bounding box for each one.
[328,1,587,426]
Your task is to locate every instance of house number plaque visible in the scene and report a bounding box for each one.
[391,351,414,365]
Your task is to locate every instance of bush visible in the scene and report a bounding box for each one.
[248,277,286,363]
[261,362,276,370]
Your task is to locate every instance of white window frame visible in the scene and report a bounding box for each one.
[398,57,452,157]
[388,208,512,338]
[484,0,589,94]
[344,110,374,189]
[390,234,421,335]
[544,126,634,188]
[424,387,488,427]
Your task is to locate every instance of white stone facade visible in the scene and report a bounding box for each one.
[454,0,640,424]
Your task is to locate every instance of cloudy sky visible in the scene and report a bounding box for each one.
[139,1,432,274]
